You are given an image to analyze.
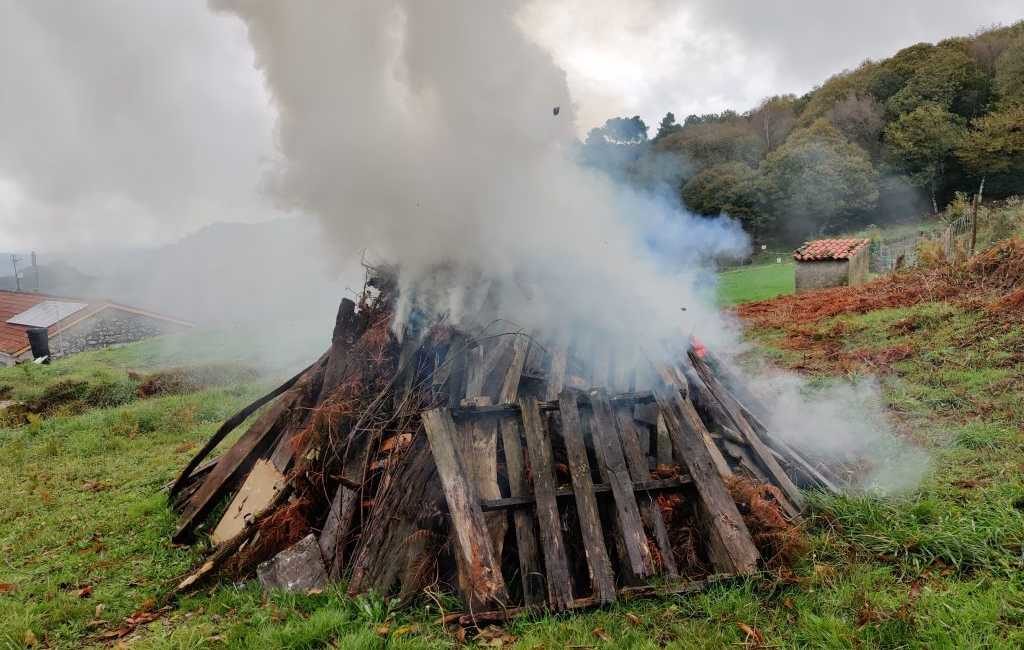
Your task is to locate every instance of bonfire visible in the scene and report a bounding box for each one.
[168,270,838,622]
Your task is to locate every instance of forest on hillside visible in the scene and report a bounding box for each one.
[579,22,1024,243]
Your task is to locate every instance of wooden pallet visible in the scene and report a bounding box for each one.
[423,384,760,612]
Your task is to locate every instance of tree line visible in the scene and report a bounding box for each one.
[578,22,1024,242]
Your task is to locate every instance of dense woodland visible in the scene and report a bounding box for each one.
[579,22,1024,242]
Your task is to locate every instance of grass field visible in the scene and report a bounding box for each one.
[2,294,1023,647]
[717,261,795,305]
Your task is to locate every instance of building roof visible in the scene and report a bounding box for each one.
[0,290,192,357]
[793,238,870,262]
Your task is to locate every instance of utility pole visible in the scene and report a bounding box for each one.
[31,251,39,292]
[10,254,21,292]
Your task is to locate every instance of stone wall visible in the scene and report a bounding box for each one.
[795,259,849,293]
[847,246,870,286]
[47,308,190,359]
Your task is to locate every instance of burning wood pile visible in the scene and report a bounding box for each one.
[168,276,838,620]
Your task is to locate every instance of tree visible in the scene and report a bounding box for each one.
[884,103,966,212]
[654,112,683,140]
[758,120,879,236]
[994,34,1024,106]
[828,93,885,156]
[579,115,650,177]
[586,115,649,145]
[653,116,763,172]
[681,162,765,233]
[885,44,991,118]
[868,43,936,102]
[750,95,797,151]
[957,104,1024,176]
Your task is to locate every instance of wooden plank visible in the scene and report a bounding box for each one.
[678,394,733,480]
[688,351,803,515]
[559,391,616,604]
[347,436,445,596]
[656,414,674,467]
[211,459,286,545]
[453,391,655,418]
[498,335,530,404]
[323,485,359,579]
[422,408,508,608]
[519,397,574,611]
[465,345,486,398]
[588,389,654,578]
[614,406,678,578]
[653,382,759,575]
[459,402,507,566]
[544,346,568,400]
[480,335,516,399]
[479,476,693,511]
[498,415,545,606]
[173,378,308,543]
[652,361,733,479]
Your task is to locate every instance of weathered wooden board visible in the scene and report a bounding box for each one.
[656,414,673,467]
[459,403,507,565]
[688,351,803,515]
[588,389,655,578]
[422,408,508,608]
[173,375,311,543]
[479,476,692,511]
[211,459,285,545]
[559,391,616,604]
[653,382,759,575]
[544,346,568,401]
[498,415,545,606]
[614,406,678,578]
[498,335,530,404]
[519,396,574,611]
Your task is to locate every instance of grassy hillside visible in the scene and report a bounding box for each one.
[717,262,795,305]
[3,246,1024,647]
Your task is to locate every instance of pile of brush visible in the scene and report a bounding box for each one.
[168,275,837,618]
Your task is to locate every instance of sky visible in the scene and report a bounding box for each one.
[0,0,1021,252]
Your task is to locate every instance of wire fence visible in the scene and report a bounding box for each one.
[940,213,973,263]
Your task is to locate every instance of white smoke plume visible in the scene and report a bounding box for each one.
[211,0,747,353]
[215,0,925,492]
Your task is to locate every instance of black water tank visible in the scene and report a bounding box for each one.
[26,327,50,363]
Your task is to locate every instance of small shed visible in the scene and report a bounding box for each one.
[793,238,870,293]
[0,290,193,365]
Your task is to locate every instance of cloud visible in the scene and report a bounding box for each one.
[0,0,277,251]
[522,0,1023,133]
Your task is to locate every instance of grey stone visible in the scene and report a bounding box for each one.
[256,534,328,593]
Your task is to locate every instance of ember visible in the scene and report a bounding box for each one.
[168,274,836,618]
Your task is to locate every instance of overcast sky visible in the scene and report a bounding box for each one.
[0,0,1020,252]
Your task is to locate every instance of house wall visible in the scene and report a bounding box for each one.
[43,308,190,360]
[847,246,870,286]
[795,259,850,293]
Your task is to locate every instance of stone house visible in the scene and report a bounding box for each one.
[793,238,871,293]
[0,290,193,365]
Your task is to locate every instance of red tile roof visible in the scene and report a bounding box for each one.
[0,290,192,357]
[793,238,870,262]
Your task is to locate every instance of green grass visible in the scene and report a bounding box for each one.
[717,261,795,305]
[3,301,1024,647]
